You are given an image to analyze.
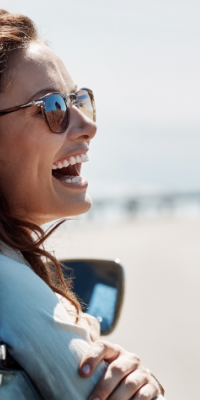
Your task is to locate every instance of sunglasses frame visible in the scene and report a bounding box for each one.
[0,87,96,133]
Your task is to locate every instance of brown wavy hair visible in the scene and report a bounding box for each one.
[0,9,81,316]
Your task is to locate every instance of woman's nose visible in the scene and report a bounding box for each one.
[66,105,97,141]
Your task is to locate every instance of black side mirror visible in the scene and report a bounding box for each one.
[61,259,125,335]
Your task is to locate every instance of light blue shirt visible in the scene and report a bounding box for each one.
[0,247,107,399]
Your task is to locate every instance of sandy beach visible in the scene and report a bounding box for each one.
[46,215,200,400]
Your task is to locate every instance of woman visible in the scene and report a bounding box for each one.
[0,9,164,400]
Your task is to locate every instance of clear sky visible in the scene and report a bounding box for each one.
[2,0,200,194]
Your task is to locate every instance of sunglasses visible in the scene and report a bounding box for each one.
[0,88,96,133]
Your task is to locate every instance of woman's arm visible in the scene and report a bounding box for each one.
[0,254,165,400]
[0,255,107,399]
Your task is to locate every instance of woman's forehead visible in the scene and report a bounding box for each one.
[0,42,75,107]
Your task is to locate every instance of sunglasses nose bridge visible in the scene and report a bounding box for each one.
[66,93,76,106]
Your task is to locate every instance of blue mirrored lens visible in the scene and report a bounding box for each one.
[44,94,68,132]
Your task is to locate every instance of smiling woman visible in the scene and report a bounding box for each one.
[0,11,96,319]
[0,9,164,400]
[0,43,97,223]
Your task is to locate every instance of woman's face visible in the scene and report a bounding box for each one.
[0,42,96,224]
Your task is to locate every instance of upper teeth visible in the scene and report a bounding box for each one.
[52,153,89,170]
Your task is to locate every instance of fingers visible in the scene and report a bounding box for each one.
[79,340,161,400]
[88,353,142,400]
[79,340,122,377]
[90,366,148,400]
[134,382,160,400]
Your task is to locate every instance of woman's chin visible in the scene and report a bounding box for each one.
[30,193,92,226]
[56,192,92,220]
[71,192,92,216]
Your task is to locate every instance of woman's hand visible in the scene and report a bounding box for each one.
[79,340,162,400]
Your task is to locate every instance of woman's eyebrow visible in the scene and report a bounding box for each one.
[28,84,78,102]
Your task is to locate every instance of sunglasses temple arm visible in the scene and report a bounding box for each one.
[0,100,43,117]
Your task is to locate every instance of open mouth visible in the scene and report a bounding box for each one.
[52,153,89,184]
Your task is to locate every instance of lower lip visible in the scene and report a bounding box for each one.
[53,176,88,189]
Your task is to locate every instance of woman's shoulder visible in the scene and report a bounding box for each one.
[0,249,107,399]
[0,243,32,277]
[0,251,43,292]
[0,250,80,331]
[0,251,31,272]
[0,252,35,291]
[0,250,60,319]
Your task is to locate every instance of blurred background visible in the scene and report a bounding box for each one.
[3,1,200,399]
